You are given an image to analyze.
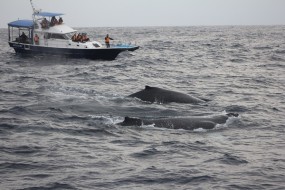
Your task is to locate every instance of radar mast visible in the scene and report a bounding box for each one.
[30,0,36,13]
[30,0,41,22]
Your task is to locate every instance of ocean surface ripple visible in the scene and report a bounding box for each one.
[0,26,285,190]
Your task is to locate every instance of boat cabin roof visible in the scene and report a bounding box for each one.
[8,11,76,34]
[8,20,76,34]
[45,24,76,34]
[8,20,34,28]
[34,12,64,17]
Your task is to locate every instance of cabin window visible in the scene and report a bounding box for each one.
[66,32,76,39]
[44,33,51,39]
[51,34,66,39]
[63,34,70,40]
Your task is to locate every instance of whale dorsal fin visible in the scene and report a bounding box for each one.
[124,117,143,126]
[226,113,239,117]
[124,116,132,121]
[145,86,153,90]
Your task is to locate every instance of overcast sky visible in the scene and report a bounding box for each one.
[1,0,285,28]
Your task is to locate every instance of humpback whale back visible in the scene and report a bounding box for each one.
[129,86,206,104]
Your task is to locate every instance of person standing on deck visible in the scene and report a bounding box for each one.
[105,34,113,48]
[34,34,39,45]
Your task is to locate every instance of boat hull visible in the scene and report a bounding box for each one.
[9,42,139,60]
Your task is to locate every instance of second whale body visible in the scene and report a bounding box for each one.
[119,113,239,130]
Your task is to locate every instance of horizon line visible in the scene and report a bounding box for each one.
[1,24,285,29]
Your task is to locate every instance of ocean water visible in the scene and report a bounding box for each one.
[0,26,285,190]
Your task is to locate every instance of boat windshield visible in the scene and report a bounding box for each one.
[66,32,76,39]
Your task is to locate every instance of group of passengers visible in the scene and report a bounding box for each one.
[41,16,63,29]
[71,33,90,42]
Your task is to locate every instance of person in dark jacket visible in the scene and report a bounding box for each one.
[20,32,28,43]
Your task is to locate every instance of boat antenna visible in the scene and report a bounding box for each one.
[30,0,36,13]
[30,0,41,13]
[30,0,41,22]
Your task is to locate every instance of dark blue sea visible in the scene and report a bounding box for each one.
[0,26,285,190]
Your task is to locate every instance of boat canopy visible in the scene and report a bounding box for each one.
[34,12,64,17]
[8,20,34,28]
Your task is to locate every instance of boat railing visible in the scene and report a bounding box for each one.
[12,37,32,44]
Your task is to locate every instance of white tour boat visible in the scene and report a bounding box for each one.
[8,1,139,60]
